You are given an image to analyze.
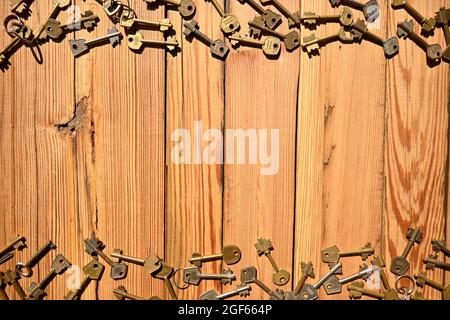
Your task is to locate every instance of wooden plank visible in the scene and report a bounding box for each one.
[223,0,299,299]
[385,0,450,300]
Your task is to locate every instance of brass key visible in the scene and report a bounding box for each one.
[204,0,240,35]
[432,239,450,257]
[153,262,178,300]
[10,0,33,14]
[260,0,301,28]
[4,270,27,300]
[0,235,27,265]
[302,27,355,56]
[348,281,400,300]
[330,0,380,23]
[189,245,241,267]
[321,242,374,268]
[228,33,281,57]
[200,284,251,300]
[284,262,315,300]
[65,260,105,300]
[435,8,450,63]
[424,254,450,272]
[298,262,343,300]
[323,264,375,295]
[300,7,354,29]
[113,286,161,300]
[16,240,56,278]
[95,0,123,20]
[127,32,179,53]
[111,249,163,275]
[44,10,99,40]
[144,0,196,19]
[183,267,236,286]
[248,21,300,52]
[241,266,285,300]
[238,0,281,31]
[34,0,71,41]
[390,227,423,276]
[415,272,450,300]
[0,272,9,300]
[120,10,173,32]
[69,26,122,58]
[371,256,399,300]
[392,0,436,36]
[255,238,290,286]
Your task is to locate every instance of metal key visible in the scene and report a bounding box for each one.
[113,285,161,300]
[302,27,355,56]
[204,0,240,35]
[16,240,56,278]
[4,270,27,300]
[390,227,423,276]
[188,243,241,268]
[238,0,281,31]
[260,0,300,28]
[95,0,123,19]
[415,272,450,300]
[10,0,33,14]
[28,254,71,300]
[183,267,236,286]
[330,0,380,23]
[300,7,354,29]
[323,264,375,295]
[84,236,128,280]
[247,21,300,52]
[65,260,105,300]
[348,281,399,300]
[200,284,251,300]
[371,256,399,299]
[120,11,173,32]
[424,254,450,272]
[144,0,196,19]
[69,26,122,58]
[432,239,450,258]
[35,0,71,41]
[435,8,450,63]
[0,273,9,300]
[127,32,179,53]
[392,0,436,36]
[111,249,162,275]
[240,266,285,300]
[44,10,99,40]
[0,235,27,265]
[255,238,290,286]
[284,261,315,300]
[153,262,178,300]
[228,34,281,57]
[321,243,374,268]
[298,262,343,300]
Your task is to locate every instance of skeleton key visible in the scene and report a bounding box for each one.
[0,235,27,265]
[35,0,71,41]
[84,236,128,280]
[238,0,281,31]
[153,262,178,300]
[228,34,281,57]
[65,260,105,300]
[284,262,315,300]
[302,27,355,56]
[200,284,251,300]
[144,0,196,19]
[255,238,290,286]
[28,254,71,300]
[44,11,99,40]
[390,227,423,276]
[424,254,450,272]
[348,281,399,300]
[127,32,179,53]
[113,285,161,300]
[10,0,32,15]
[298,262,343,300]
[16,240,56,278]
[183,267,236,286]
[392,0,436,36]
[69,26,122,58]
[323,264,375,295]
[111,249,163,275]
[120,12,173,32]
[371,256,399,299]
[247,21,300,52]
[0,273,9,300]
[4,270,27,300]
[300,7,354,29]
[321,243,374,268]
[204,0,240,35]
[432,239,450,258]
[415,272,450,300]
[435,8,450,63]
[183,20,230,59]
[330,0,380,23]
[240,266,285,300]
[260,0,300,28]
[189,243,241,268]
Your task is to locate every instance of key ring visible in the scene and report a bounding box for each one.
[172,267,189,290]
[395,275,416,300]
[3,14,25,38]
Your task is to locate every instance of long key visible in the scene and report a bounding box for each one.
[10,0,33,14]
[120,11,173,32]
[95,0,123,19]
[435,8,450,63]
[201,284,251,300]
[0,235,27,265]
[348,281,399,300]
[0,273,9,300]
[371,256,399,299]
[321,243,374,268]
[392,0,436,36]
[238,0,281,31]
[240,266,285,300]
[204,0,240,35]
[298,262,343,300]
[4,270,27,300]
[300,7,354,29]
[44,11,99,40]
[127,32,179,53]
[228,33,281,57]
[415,272,450,300]
[35,0,71,41]
[330,0,380,23]
[390,227,423,276]
[188,243,241,267]
[69,26,122,58]
[111,249,163,275]
[432,240,450,258]
[323,264,375,295]
[183,267,236,286]
[183,20,230,60]
[424,254,450,272]
[260,0,301,28]
[248,21,300,52]
[153,263,178,300]
[255,238,290,286]
[113,285,161,300]
[302,28,355,56]
[65,260,105,300]
[16,241,56,278]
[284,261,315,300]
[144,0,196,19]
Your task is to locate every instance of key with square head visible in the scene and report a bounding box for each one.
[284,261,316,300]
[371,256,399,299]
[153,262,178,300]
[34,0,71,41]
[238,0,281,31]
[432,239,450,258]
[323,264,375,295]
[127,32,179,53]
[302,27,355,56]
[10,0,33,15]
[27,254,71,300]
[260,0,300,28]
[183,267,236,286]
[330,0,380,23]
[120,10,173,32]
[321,243,374,269]
[254,238,290,286]
[415,272,450,300]
[200,283,252,300]
[300,7,354,29]
[424,254,450,272]
[65,260,105,300]
[16,240,56,278]
[435,8,450,63]
[113,285,161,300]
[4,270,27,300]
[0,272,9,300]
[298,262,343,300]
[392,0,436,36]
[247,21,300,52]
[111,249,163,275]
[44,10,99,40]
[240,266,285,300]
[0,235,27,265]
[348,281,399,300]
[144,0,196,19]
[69,26,122,58]
[228,34,281,57]
[188,243,241,267]
[390,227,423,276]
[204,0,240,35]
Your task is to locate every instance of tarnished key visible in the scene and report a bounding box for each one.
[200,284,251,300]
[435,8,450,63]
[4,270,27,300]
[284,262,315,300]
[111,249,162,275]
[238,0,281,31]
[0,272,9,300]
[65,260,105,300]
[153,262,178,300]
[392,0,436,36]
[302,27,355,56]
[241,266,284,300]
[247,21,300,52]
[44,10,99,40]
[35,0,71,41]
[371,256,399,300]
[321,243,374,268]
[300,7,354,29]
[183,267,236,286]
[432,239,450,258]
[69,26,122,58]
[95,0,123,19]
[415,272,450,300]
[16,240,56,278]
[204,0,240,35]
[255,238,290,286]
[189,243,241,268]
[323,264,375,295]
[144,0,196,19]
[10,0,33,14]
[0,235,27,265]
[127,32,179,53]
[228,34,281,57]
[113,286,161,300]
[298,262,343,300]
[424,254,450,272]
[330,0,380,23]
[120,10,173,32]
[390,227,423,276]
[348,281,399,300]
[184,20,230,60]
[260,0,301,28]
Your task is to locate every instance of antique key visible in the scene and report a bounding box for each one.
[321,243,374,268]
[113,285,161,300]
[240,266,284,300]
[120,12,173,32]
[300,7,354,29]
[351,19,399,58]
[35,0,71,41]
[200,284,251,300]
[284,262,315,300]
[84,236,128,280]
[415,272,450,300]
[69,26,122,58]
[204,0,240,35]
[183,267,236,286]
[255,238,290,286]
[432,240,450,257]
[44,10,99,40]
[228,34,281,57]
[189,243,241,268]
[298,262,343,300]
[392,0,436,36]
[390,227,423,276]
[329,0,380,23]
[348,281,400,300]
[28,254,71,300]
[424,254,450,272]
[65,260,105,300]
[237,0,281,31]
[0,273,9,300]
[435,8,450,62]
[4,270,27,300]
[247,21,300,52]
[16,240,56,278]
[260,0,300,28]
[153,262,178,300]
[95,0,123,20]
[371,256,399,299]
[302,27,355,56]
[323,264,375,295]
[10,0,33,15]
[111,249,163,275]
[127,32,179,53]
[144,0,196,19]
[0,235,27,265]
[0,31,30,66]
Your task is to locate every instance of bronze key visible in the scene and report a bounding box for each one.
[323,264,375,295]
[0,272,9,300]
[0,235,27,266]
[424,254,450,272]
[241,266,285,300]
[10,0,33,15]
[299,262,343,300]
[111,249,163,275]
[237,0,281,31]
[435,8,450,63]
[300,7,354,29]
[390,227,423,276]
[348,281,400,300]
[65,260,105,300]
[200,284,251,300]
[284,262,315,300]
[392,0,436,36]
[330,0,380,23]
[228,34,281,57]
[371,256,399,300]
[153,262,178,300]
[321,242,374,268]
[144,0,196,19]
[44,10,99,40]
[120,9,173,32]
[204,0,240,35]
[189,244,241,268]
[432,239,450,258]
[248,21,300,52]
[302,27,355,56]
[255,238,290,286]
[113,285,161,300]
[415,272,450,300]
[127,32,179,53]
[260,0,301,28]
[34,0,71,41]
[16,240,56,278]
[4,270,27,300]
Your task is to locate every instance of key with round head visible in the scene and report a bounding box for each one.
[44,10,99,40]
[284,261,316,300]
[254,238,290,286]
[390,227,423,276]
[4,270,27,300]
[127,32,179,53]
[204,0,240,35]
[15,240,56,278]
[260,0,300,28]
[240,266,285,300]
[392,0,436,36]
[432,239,450,257]
[0,272,9,300]
[424,254,450,272]
[144,0,196,19]
[435,8,450,63]
[200,284,251,300]
[247,21,300,52]
[302,27,355,56]
[69,26,122,58]
[371,256,399,299]
[188,243,241,267]
[183,267,236,286]
[300,7,354,29]
[415,272,450,300]
[0,235,27,266]
[330,0,380,23]
[228,34,281,57]
[323,264,375,295]
[298,262,343,300]
[347,281,399,300]
[113,285,161,300]
[153,262,178,300]
[65,260,105,300]
[120,10,173,32]
[111,249,163,275]
[321,242,375,269]
[237,0,281,31]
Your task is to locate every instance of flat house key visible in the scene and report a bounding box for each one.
[127,32,179,53]
[15,240,57,278]
[4,270,27,300]
[240,266,285,300]
[237,0,281,32]
[415,272,450,300]
[114,286,161,300]
[153,262,178,300]
[284,262,316,300]
[392,0,436,36]
[0,272,9,300]
[321,242,374,269]
[259,0,301,28]
[432,239,450,258]
[189,243,241,268]
[44,10,99,40]
[34,0,71,41]
[0,235,27,265]
[255,238,290,286]
[200,284,252,300]
[302,27,355,56]
[84,236,128,280]
[228,33,281,57]
[390,227,423,276]
[120,11,173,32]
[300,7,354,29]
[111,249,163,275]
[247,21,300,52]
[348,281,400,300]
[69,26,122,58]
[298,262,343,300]
[183,267,236,286]
[28,254,71,300]
[435,8,450,63]
[323,264,375,295]
[329,0,380,23]
[371,256,400,300]
[65,260,105,300]
[143,0,196,19]
[204,0,240,35]
[424,254,450,272]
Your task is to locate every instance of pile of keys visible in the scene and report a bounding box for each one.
[1,0,450,69]
[0,227,449,300]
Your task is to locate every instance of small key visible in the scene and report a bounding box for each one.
[183,267,236,286]
[371,256,399,300]
[188,243,241,268]
[255,238,290,286]
[144,0,196,19]
[111,249,163,275]
[44,10,99,40]
[260,0,301,28]
[28,254,71,300]
[392,0,436,36]
[184,20,230,60]
[330,0,380,23]
[300,7,354,29]
[321,243,374,268]
[120,11,173,32]
[240,266,285,300]
[10,0,32,15]
[247,21,300,52]
[16,240,56,278]
[113,285,161,300]
[127,32,179,53]
[237,0,281,31]
[348,281,399,300]
[302,27,355,56]
[84,236,128,280]
[65,260,105,300]
[69,26,122,58]
[35,0,71,41]
[204,0,240,35]
[0,235,27,265]
[298,262,343,300]
[228,33,281,57]
[323,264,375,295]
[0,272,9,300]
[415,272,450,300]
[390,227,423,276]
[435,8,450,63]
[424,254,450,272]
[4,270,27,300]
[432,239,450,258]
[153,262,178,300]
[284,261,315,300]
[95,0,123,19]
[200,284,251,300]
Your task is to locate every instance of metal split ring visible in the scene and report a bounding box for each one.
[395,275,416,300]
[172,268,189,290]
[15,262,33,278]
[3,14,25,37]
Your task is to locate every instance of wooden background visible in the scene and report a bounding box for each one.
[1,0,449,300]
